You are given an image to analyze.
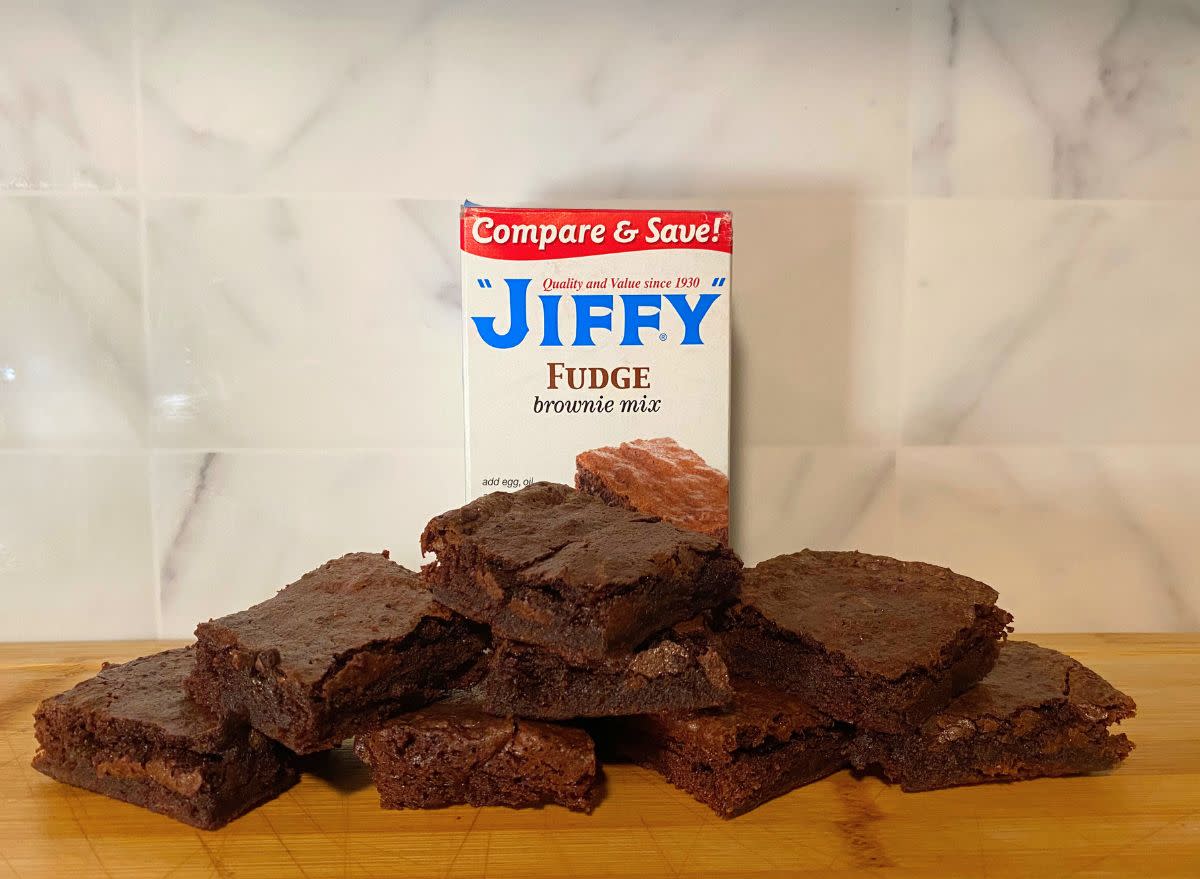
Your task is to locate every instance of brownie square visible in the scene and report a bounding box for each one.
[354,701,600,812]
[717,550,1012,733]
[187,551,488,754]
[32,648,297,830]
[575,437,729,543]
[848,640,1136,792]
[420,482,741,662]
[600,682,848,818]
[482,621,733,720]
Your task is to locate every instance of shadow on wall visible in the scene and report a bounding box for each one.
[895,447,1200,633]
[532,182,881,564]
[728,192,864,546]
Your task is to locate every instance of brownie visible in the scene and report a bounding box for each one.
[483,620,733,720]
[848,640,1136,791]
[716,550,1013,733]
[600,682,848,818]
[354,700,600,812]
[187,551,488,755]
[420,482,741,662]
[575,437,729,543]
[32,648,297,830]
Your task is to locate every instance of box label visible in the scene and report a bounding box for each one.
[461,205,731,534]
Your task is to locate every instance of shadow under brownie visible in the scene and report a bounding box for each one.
[848,640,1136,791]
[420,482,741,662]
[482,620,733,720]
[717,550,1013,733]
[597,681,848,818]
[32,647,297,830]
[354,700,600,812]
[187,551,488,754]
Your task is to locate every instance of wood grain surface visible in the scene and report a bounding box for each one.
[0,634,1196,878]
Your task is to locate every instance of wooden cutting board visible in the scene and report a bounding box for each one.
[1,634,1196,878]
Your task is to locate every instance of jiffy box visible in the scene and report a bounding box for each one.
[460,205,731,537]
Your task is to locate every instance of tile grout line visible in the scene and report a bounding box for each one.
[130,0,163,639]
[904,0,915,205]
[0,446,468,456]
[6,444,1200,456]
[896,0,915,557]
[2,191,1200,208]
[893,199,913,556]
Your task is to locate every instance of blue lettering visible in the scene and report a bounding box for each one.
[470,278,531,349]
[470,281,720,348]
[538,294,563,346]
[664,293,719,345]
[573,294,613,347]
[619,294,661,346]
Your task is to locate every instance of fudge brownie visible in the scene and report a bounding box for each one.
[32,648,297,830]
[575,437,729,543]
[483,620,733,720]
[716,550,1012,733]
[600,682,848,818]
[848,640,1136,791]
[187,551,488,754]
[354,700,600,812]
[420,482,741,662]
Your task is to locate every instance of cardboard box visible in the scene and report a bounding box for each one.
[460,204,731,540]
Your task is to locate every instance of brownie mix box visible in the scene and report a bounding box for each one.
[460,204,732,540]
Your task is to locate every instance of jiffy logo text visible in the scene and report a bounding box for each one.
[471,278,720,348]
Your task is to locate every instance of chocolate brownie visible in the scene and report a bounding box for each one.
[575,437,729,543]
[32,648,297,830]
[716,551,1012,733]
[187,551,488,754]
[354,700,600,812]
[600,682,848,818]
[848,641,1136,791]
[420,482,741,662]
[483,621,733,720]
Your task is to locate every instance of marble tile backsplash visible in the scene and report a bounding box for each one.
[145,198,462,448]
[3,1,1199,639]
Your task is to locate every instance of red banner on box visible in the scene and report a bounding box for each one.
[461,207,732,260]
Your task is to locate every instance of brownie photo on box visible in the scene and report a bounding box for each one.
[32,648,297,830]
[848,640,1136,791]
[717,550,1012,733]
[482,619,733,721]
[187,551,488,755]
[420,482,741,662]
[575,437,729,543]
[354,699,601,813]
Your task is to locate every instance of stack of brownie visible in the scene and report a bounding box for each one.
[32,551,490,828]
[392,480,743,811]
[32,480,1136,828]
[671,550,1134,813]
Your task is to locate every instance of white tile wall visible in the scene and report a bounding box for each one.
[152,449,464,637]
[3,0,1199,639]
[733,447,898,564]
[911,0,1200,198]
[0,1,137,191]
[896,447,1200,631]
[0,198,145,447]
[0,454,155,641]
[732,199,905,446]
[145,198,462,448]
[136,0,909,198]
[903,201,1200,444]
